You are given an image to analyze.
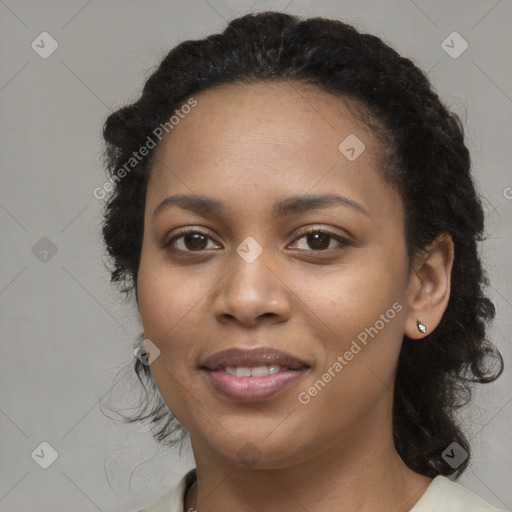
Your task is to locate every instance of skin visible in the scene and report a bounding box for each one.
[136,81,454,512]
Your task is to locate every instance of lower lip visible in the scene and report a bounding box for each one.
[203,368,308,402]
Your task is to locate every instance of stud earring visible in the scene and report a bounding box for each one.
[417,319,427,334]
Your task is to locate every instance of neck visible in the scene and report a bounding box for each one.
[185,412,432,512]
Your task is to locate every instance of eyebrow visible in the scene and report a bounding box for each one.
[152,193,370,219]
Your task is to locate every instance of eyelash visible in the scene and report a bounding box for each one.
[163,227,352,254]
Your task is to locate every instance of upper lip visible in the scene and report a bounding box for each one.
[200,347,310,370]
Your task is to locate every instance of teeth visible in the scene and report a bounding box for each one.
[268,365,281,375]
[224,364,283,377]
[251,365,270,377]
[235,367,251,377]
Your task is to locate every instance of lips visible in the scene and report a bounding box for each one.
[200,347,311,402]
[200,347,310,371]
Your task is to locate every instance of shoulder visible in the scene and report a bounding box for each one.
[411,475,504,512]
[137,470,505,512]
[138,468,197,512]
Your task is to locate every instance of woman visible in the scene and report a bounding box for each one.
[100,11,505,512]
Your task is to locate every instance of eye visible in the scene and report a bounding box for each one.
[289,228,351,251]
[163,227,352,254]
[164,229,220,252]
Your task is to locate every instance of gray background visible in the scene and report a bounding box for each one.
[0,0,511,511]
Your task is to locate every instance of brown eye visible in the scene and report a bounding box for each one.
[291,229,351,251]
[306,232,331,250]
[165,230,219,252]
[182,233,208,251]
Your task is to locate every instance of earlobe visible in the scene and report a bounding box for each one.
[404,234,454,340]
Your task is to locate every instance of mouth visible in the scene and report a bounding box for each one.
[199,347,310,402]
[209,363,302,377]
[200,346,310,371]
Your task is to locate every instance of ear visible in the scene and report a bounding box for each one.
[404,233,454,339]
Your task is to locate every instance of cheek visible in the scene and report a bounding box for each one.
[137,252,202,336]
[292,252,405,338]
[136,262,202,420]
[137,267,191,378]
[293,252,406,394]
[136,252,222,385]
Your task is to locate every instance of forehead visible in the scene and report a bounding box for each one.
[147,81,400,225]
[150,81,381,176]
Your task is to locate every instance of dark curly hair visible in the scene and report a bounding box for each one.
[100,11,503,478]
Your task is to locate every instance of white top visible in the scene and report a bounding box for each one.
[138,468,505,512]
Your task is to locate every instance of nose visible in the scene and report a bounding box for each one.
[211,249,292,328]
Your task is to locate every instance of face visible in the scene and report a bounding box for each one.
[137,81,413,470]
